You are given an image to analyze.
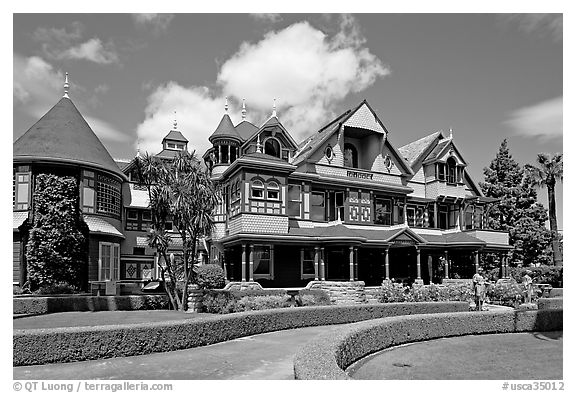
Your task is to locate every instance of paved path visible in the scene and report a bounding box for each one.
[348,331,563,380]
[14,324,341,380]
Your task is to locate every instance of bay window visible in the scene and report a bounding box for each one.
[253,245,274,279]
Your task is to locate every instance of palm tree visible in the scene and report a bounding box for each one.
[525,153,563,266]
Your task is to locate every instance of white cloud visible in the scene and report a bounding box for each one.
[501,14,562,42]
[132,14,174,35]
[136,16,388,154]
[14,53,128,143]
[505,97,563,141]
[217,17,389,140]
[61,38,119,64]
[32,22,120,64]
[249,14,283,23]
[136,83,229,155]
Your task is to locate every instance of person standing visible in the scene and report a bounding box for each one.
[472,267,487,311]
[522,270,534,303]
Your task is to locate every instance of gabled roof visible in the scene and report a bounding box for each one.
[13,97,125,179]
[162,130,188,143]
[242,115,299,151]
[398,131,442,168]
[423,138,468,165]
[291,100,413,175]
[209,114,242,143]
[235,120,259,141]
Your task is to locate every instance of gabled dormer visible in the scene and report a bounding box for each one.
[292,100,413,182]
[240,104,299,162]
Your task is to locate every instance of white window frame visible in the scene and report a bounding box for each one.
[300,248,316,279]
[99,242,120,281]
[267,181,280,200]
[251,179,265,199]
[252,244,274,280]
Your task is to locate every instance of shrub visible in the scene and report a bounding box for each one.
[232,295,290,312]
[202,291,236,314]
[33,282,81,295]
[508,266,563,288]
[299,289,331,306]
[487,280,523,307]
[26,174,89,291]
[194,264,226,289]
[378,281,473,304]
[229,289,287,298]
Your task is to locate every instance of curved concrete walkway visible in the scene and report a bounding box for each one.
[13,305,513,380]
[14,324,341,380]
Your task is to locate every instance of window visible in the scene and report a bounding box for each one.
[407,207,416,227]
[474,206,484,229]
[446,157,457,184]
[14,170,31,210]
[253,245,273,279]
[301,248,316,279]
[343,143,358,168]
[251,180,264,199]
[281,149,290,161]
[126,209,153,231]
[97,175,121,217]
[427,205,435,228]
[264,138,281,158]
[311,191,325,221]
[437,163,446,181]
[287,184,301,217]
[438,204,458,229]
[374,198,392,225]
[267,181,280,200]
[220,144,229,163]
[99,242,120,281]
[464,205,474,230]
[393,201,404,224]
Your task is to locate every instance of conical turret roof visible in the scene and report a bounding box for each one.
[208,113,242,143]
[13,97,125,179]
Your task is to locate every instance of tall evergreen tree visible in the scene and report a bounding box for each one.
[480,140,552,266]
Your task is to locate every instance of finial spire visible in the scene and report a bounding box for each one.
[136,138,141,158]
[225,96,229,113]
[449,128,453,139]
[241,98,247,121]
[256,133,262,153]
[272,98,277,117]
[63,72,70,98]
[173,111,178,130]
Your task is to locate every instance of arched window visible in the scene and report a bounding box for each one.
[251,179,264,199]
[264,138,281,158]
[343,143,358,168]
[446,157,457,184]
[267,181,279,200]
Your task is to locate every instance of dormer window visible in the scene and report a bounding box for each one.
[343,143,358,168]
[167,142,185,151]
[446,157,457,184]
[264,138,281,158]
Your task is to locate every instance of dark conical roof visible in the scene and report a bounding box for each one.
[162,130,188,143]
[208,113,242,143]
[13,97,125,179]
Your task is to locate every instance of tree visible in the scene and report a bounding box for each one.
[525,153,563,266]
[480,140,553,267]
[136,151,218,311]
[26,174,89,291]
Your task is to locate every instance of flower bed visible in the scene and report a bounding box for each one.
[13,301,468,366]
[201,289,331,313]
[379,281,473,303]
[293,309,563,380]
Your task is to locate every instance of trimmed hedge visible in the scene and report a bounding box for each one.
[13,295,169,315]
[537,297,563,310]
[13,301,467,366]
[293,309,563,380]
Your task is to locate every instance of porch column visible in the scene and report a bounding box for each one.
[384,248,390,280]
[415,247,422,280]
[320,247,325,281]
[501,254,508,279]
[248,244,254,282]
[241,244,247,282]
[349,246,355,281]
[314,246,320,281]
[444,250,449,279]
[229,258,234,281]
[474,251,480,273]
[505,256,510,278]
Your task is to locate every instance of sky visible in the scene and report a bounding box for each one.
[12,13,563,228]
